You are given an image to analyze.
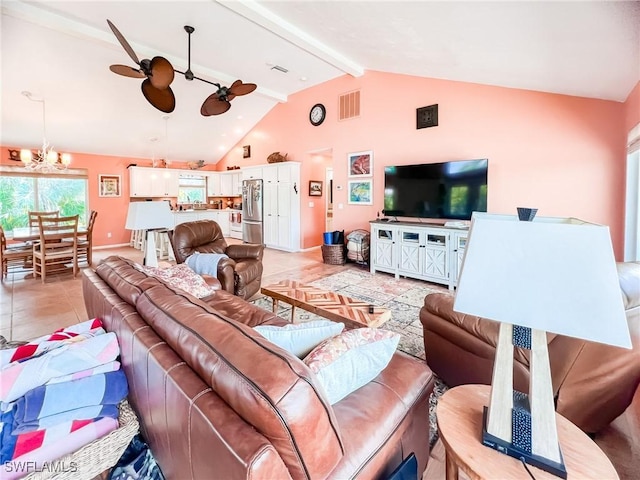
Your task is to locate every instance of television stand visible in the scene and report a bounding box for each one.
[369,221,469,290]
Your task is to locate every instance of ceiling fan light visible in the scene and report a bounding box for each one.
[20,149,33,163]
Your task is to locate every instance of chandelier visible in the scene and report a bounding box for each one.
[20,91,71,172]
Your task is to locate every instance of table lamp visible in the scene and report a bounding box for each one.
[125,201,174,267]
[454,209,631,478]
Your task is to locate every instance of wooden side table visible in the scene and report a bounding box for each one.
[436,384,619,480]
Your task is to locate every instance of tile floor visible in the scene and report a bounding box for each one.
[0,245,635,479]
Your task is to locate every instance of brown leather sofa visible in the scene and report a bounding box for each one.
[169,219,263,299]
[420,261,640,434]
[83,256,435,479]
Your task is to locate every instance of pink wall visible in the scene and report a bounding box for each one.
[219,71,630,258]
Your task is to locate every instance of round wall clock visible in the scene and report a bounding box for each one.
[309,103,326,126]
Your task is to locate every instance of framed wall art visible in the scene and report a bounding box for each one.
[243,145,251,158]
[347,150,373,177]
[348,179,373,205]
[309,180,323,196]
[98,174,121,197]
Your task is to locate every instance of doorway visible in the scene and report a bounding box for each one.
[326,168,334,231]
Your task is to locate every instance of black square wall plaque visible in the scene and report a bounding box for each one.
[417,104,438,129]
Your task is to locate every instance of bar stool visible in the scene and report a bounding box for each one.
[133,230,146,251]
[155,230,171,260]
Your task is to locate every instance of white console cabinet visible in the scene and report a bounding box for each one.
[370,221,468,290]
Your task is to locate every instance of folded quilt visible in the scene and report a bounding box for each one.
[0,415,118,479]
[12,404,119,435]
[0,333,120,403]
[186,251,229,278]
[13,370,127,427]
[0,318,104,368]
[45,360,120,385]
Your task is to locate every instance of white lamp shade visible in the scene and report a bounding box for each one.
[454,213,631,348]
[125,201,173,230]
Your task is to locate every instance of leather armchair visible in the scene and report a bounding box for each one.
[168,220,264,299]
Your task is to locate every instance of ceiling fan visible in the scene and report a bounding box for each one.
[107,20,257,115]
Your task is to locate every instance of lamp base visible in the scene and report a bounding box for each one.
[482,407,567,479]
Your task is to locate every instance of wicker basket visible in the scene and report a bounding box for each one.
[322,244,346,265]
[24,400,140,480]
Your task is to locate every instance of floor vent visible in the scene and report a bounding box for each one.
[339,90,360,120]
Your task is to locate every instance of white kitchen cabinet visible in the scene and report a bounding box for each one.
[129,167,150,197]
[207,173,221,196]
[129,167,179,198]
[173,212,200,227]
[263,162,300,251]
[173,210,231,237]
[220,173,234,196]
[216,210,231,237]
[242,166,263,181]
[370,222,466,290]
[232,172,242,195]
[153,169,179,197]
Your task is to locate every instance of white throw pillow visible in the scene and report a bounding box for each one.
[254,320,345,358]
[303,328,400,405]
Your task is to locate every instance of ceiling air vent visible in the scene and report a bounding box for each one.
[339,90,360,120]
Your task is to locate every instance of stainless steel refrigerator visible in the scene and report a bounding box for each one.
[242,179,263,244]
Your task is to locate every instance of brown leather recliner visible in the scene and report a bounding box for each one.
[420,261,640,434]
[169,220,264,299]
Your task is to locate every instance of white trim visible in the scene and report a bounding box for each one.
[93,243,132,250]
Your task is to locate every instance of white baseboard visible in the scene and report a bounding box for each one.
[93,243,131,250]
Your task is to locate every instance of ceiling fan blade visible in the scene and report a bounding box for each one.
[142,79,175,113]
[229,81,257,96]
[107,19,140,66]
[200,93,231,116]
[149,56,175,89]
[109,64,146,78]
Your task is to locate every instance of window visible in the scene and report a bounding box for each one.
[178,175,206,204]
[0,167,88,233]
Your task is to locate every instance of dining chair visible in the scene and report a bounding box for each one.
[32,214,79,284]
[76,210,98,266]
[28,210,59,227]
[0,226,33,281]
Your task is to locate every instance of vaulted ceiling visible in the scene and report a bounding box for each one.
[2,1,638,164]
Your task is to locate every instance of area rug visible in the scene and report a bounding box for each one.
[253,267,451,446]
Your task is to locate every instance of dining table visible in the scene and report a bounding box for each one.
[11,226,88,242]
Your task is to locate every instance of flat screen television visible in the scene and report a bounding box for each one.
[383,159,488,220]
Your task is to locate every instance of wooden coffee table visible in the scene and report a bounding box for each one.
[261,280,391,329]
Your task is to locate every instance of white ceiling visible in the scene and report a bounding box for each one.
[2,1,638,164]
